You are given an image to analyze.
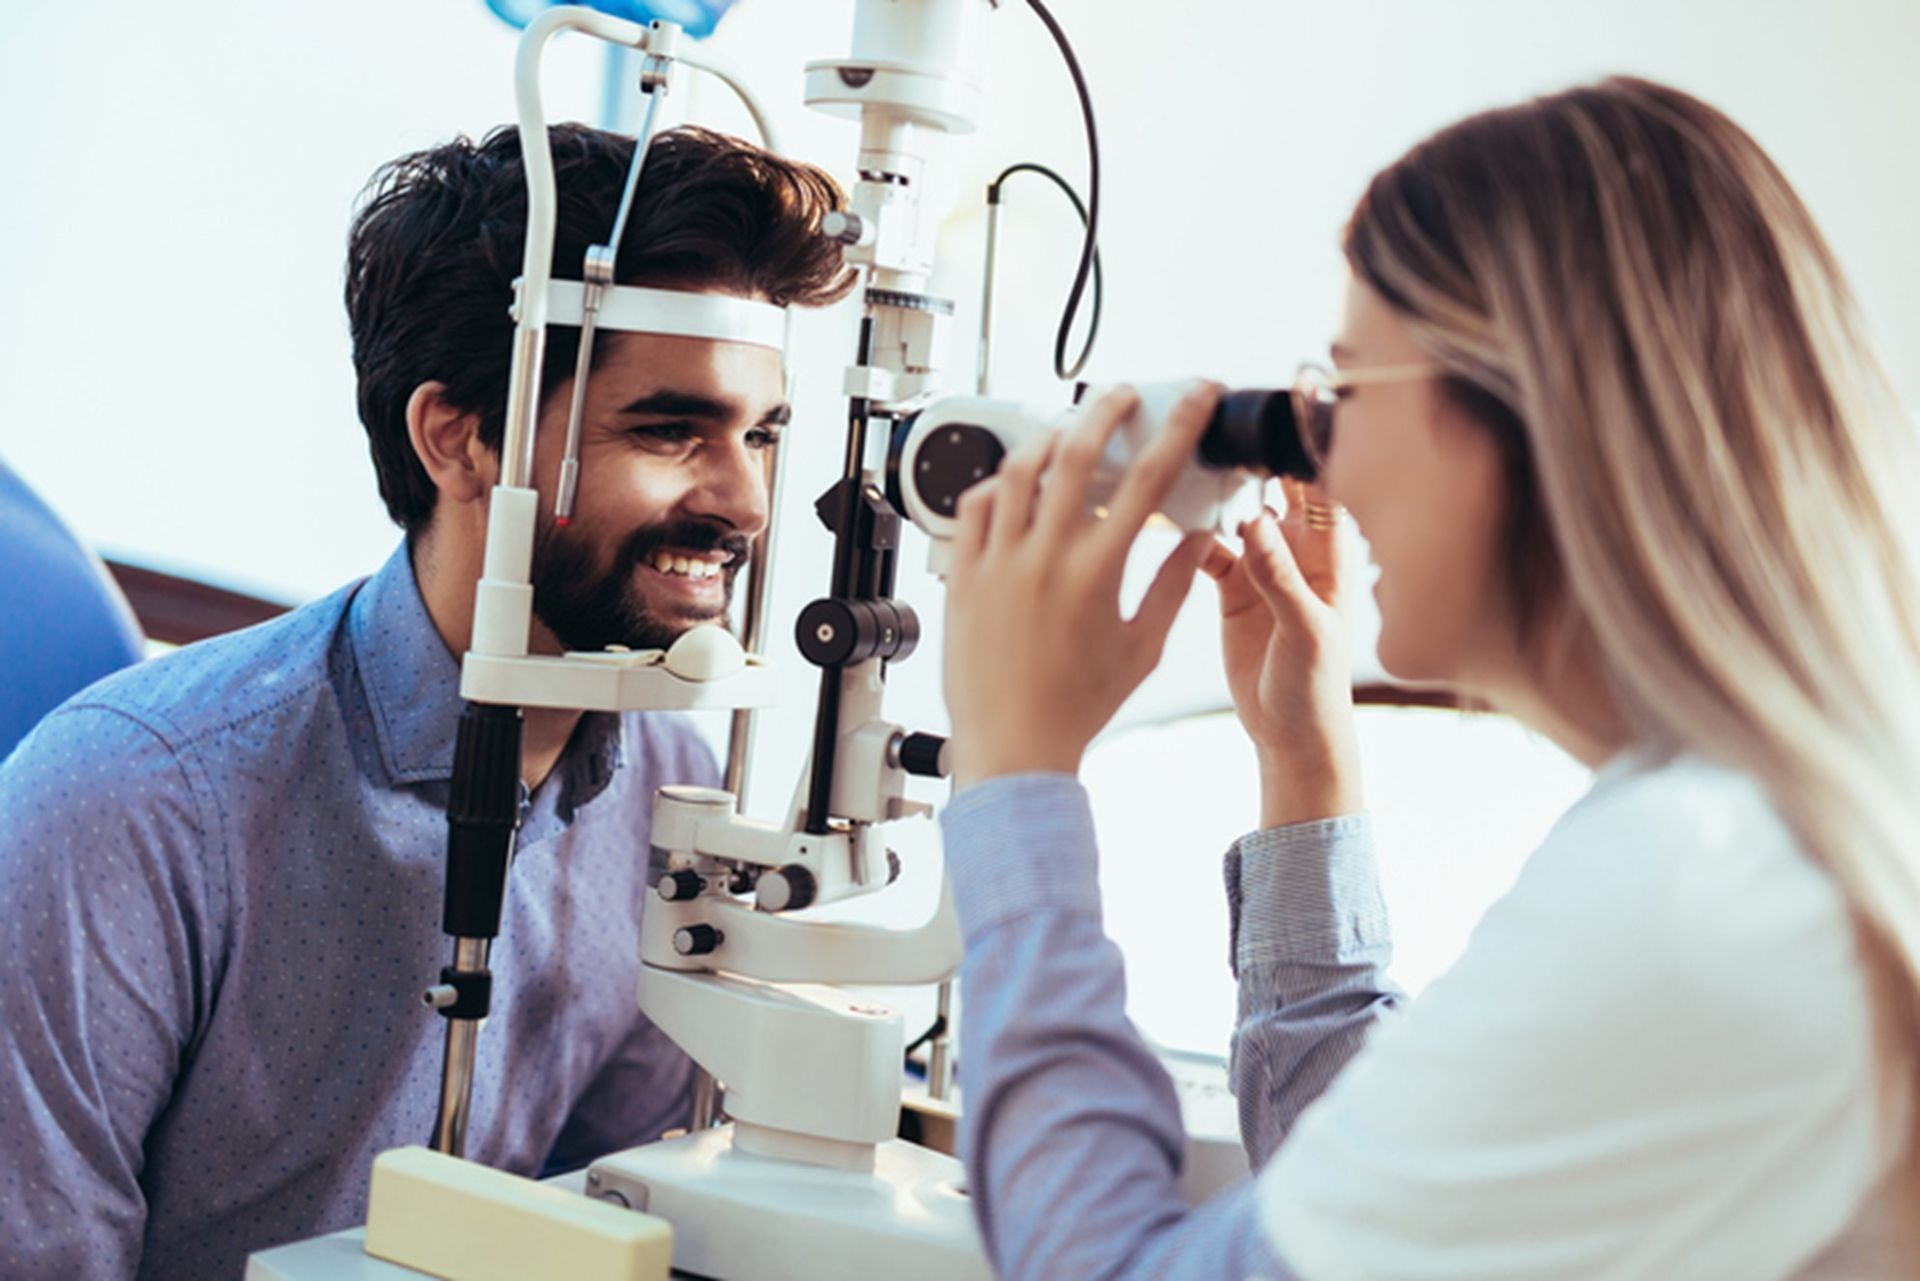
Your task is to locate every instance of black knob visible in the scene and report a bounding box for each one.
[657,869,704,902]
[422,965,492,1021]
[672,924,724,956]
[757,864,818,913]
[899,732,949,778]
[797,598,920,668]
[886,849,902,885]
[797,598,862,666]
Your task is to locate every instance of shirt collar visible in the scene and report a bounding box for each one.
[348,541,625,806]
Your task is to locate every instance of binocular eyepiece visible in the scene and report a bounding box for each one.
[1195,388,1317,483]
[889,384,1318,558]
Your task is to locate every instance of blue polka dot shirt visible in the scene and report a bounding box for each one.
[0,542,708,1280]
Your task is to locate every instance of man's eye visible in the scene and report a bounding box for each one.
[747,427,783,450]
[629,422,697,447]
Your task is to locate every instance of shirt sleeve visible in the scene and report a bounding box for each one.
[0,704,228,1280]
[1226,814,1403,1166]
[943,772,1391,1281]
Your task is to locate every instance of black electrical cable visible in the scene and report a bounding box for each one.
[988,162,1104,383]
[1023,0,1102,381]
[903,1011,950,1061]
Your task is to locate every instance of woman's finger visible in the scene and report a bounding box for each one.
[1199,537,1238,582]
[1205,539,1268,623]
[949,476,998,580]
[1279,478,1344,606]
[1238,507,1317,626]
[989,433,1056,551]
[1101,382,1222,549]
[1032,385,1140,538]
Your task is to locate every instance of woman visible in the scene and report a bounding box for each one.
[938,76,1920,1278]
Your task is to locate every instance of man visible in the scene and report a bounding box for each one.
[0,123,853,1280]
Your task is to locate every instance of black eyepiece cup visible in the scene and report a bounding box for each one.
[1196,389,1316,482]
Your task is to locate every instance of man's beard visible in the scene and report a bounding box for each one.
[531,517,750,653]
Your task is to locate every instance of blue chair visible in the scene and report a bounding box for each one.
[0,460,145,758]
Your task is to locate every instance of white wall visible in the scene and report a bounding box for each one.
[3,0,1915,812]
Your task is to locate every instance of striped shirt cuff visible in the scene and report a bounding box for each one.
[940,773,1103,942]
[1223,813,1390,976]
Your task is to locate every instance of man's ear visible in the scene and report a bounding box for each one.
[406,381,497,508]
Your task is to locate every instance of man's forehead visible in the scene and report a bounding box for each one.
[592,330,786,417]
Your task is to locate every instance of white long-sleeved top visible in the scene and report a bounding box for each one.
[1259,752,1915,1277]
[942,751,1916,1279]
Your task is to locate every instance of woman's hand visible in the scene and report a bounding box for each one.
[1203,477,1364,827]
[943,384,1219,789]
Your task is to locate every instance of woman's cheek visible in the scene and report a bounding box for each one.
[1370,544,1435,683]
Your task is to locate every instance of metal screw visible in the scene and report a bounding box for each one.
[822,211,866,245]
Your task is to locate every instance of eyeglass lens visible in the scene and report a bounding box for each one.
[1291,365,1337,469]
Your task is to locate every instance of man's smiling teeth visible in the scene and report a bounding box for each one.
[652,550,726,581]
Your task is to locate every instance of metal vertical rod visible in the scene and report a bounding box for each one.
[830,321,878,598]
[803,320,877,836]
[978,198,1002,395]
[722,710,755,797]
[927,978,956,1100]
[689,1071,719,1132]
[504,326,548,489]
[724,432,787,797]
[430,936,493,1157]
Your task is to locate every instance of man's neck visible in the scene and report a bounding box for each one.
[409,530,582,792]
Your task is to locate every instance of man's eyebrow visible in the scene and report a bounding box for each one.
[614,390,791,428]
[615,390,737,419]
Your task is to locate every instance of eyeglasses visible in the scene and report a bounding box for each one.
[1291,360,1442,472]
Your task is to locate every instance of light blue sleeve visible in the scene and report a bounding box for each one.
[0,704,227,1280]
[1226,815,1403,1166]
[942,772,1399,1280]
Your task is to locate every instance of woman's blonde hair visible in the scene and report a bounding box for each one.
[1345,77,1920,1132]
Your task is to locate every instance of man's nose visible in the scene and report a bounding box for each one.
[685,435,770,536]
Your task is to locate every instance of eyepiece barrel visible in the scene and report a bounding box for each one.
[1197,389,1316,482]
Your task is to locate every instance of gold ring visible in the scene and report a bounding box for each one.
[1301,500,1345,530]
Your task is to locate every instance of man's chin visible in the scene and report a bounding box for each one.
[653,608,731,642]
[533,574,736,654]
[605,597,733,653]
[629,573,735,640]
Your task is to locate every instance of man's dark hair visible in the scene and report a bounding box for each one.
[345,124,855,532]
